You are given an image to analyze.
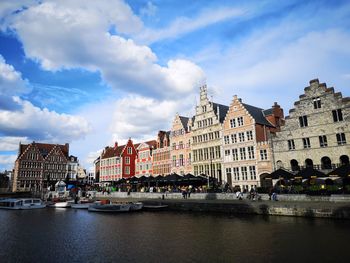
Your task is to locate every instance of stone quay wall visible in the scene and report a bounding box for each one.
[95,192,350,219]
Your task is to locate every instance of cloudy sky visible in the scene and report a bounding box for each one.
[0,0,349,171]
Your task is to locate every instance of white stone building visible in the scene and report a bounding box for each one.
[272,79,350,173]
[191,85,229,182]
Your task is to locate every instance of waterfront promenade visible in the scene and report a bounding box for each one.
[96,192,350,219]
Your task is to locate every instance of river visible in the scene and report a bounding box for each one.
[0,209,349,263]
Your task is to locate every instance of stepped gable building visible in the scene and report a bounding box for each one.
[222,95,284,191]
[191,85,229,182]
[152,131,171,176]
[13,142,69,192]
[170,113,193,175]
[99,139,139,183]
[99,143,124,183]
[135,140,157,177]
[272,79,350,173]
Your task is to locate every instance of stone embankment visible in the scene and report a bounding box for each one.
[96,192,350,219]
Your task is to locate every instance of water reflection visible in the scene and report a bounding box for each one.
[0,210,349,263]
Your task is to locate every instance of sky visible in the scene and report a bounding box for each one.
[0,0,349,172]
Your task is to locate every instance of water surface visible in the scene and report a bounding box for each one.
[0,209,349,263]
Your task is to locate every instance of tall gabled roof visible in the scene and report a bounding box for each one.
[242,103,274,127]
[179,116,190,131]
[212,102,229,123]
[101,145,124,159]
[18,142,69,159]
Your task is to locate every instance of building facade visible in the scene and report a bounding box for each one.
[152,131,171,176]
[272,79,350,172]
[120,139,138,178]
[135,140,157,177]
[99,143,123,183]
[13,142,69,192]
[191,86,229,182]
[170,114,193,175]
[222,96,284,191]
[67,155,79,182]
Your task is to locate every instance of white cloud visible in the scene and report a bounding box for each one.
[0,136,29,151]
[0,154,16,170]
[4,0,205,100]
[0,96,91,142]
[199,27,350,110]
[0,55,30,96]
[137,7,245,44]
[140,1,157,17]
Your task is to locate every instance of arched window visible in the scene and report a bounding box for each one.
[290,159,299,171]
[321,156,332,169]
[305,159,313,168]
[276,160,283,169]
[340,155,349,165]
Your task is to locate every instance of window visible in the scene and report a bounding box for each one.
[232,149,238,161]
[336,133,346,145]
[230,119,236,128]
[125,157,130,164]
[299,115,308,127]
[231,134,237,144]
[124,166,130,174]
[172,156,176,167]
[303,138,311,149]
[313,97,321,109]
[224,135,230,144]
[237,117,244,126]
[240,147,246,160]
[127,147,132,154]
[332,109,343,122]
[238,132,245,142]
[226,168,232,179]
[215,146,221,158]
[179,154,184,166]
[248,146,255,159]
[241,167,248,180]
[246,130,253,141]
[319,135,328,147]
[204,148,209,160]
[249,166,256,180]
[225,149,231,156]
[288,139,295,150]
[260,149,268,160]
[233,167,240,181]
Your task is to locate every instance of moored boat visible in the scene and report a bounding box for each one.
[0,198,46,210]
[88,201,131,212]
[129,202,143,211]
[46,201,71,208]
[143,204,168,211]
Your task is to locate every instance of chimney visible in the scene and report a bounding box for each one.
[65,143,69,154]
[114,142,118,148]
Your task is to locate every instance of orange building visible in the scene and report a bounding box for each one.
[170,113,193,175]
[222,96,283,190]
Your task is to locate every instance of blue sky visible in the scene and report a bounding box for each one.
[0,0,349,171]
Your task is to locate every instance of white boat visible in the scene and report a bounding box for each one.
[88,202,131,212]
[70,200,94,209]
[129,202,143,211]
[46,201,71,208]
[0,198,46,210]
